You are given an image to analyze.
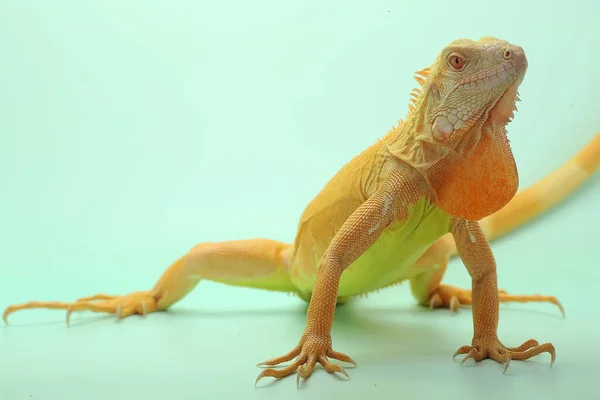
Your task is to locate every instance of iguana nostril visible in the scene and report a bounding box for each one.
[503,49,512,59]
[513,50,527,67]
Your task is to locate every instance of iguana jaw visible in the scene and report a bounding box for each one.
[487,76,523,128]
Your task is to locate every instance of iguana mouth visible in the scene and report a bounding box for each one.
[458,52,527,92]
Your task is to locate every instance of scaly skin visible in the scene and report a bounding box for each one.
[4,37,600,386]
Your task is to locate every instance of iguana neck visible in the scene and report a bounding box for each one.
[386,101,518,221]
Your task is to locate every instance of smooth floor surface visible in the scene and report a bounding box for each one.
[2,1,600,399]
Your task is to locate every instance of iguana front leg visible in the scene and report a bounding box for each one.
[451,219,556,370]
[255,170,417,385]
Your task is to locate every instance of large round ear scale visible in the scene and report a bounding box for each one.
[432,115,454,141]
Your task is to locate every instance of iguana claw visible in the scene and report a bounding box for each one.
[453,337,555,373]
[255,333,355,387]
[3,291,158,325]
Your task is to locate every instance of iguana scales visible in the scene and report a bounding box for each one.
[4,36,600,386]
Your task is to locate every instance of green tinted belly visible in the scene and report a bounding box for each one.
[336,199,452,298]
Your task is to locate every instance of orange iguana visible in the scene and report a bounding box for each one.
[4,36,599,387]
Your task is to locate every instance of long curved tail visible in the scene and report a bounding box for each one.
[450,131,600,256]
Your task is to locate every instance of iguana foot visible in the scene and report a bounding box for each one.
[427,284,564,315]
[255,332,356,387]
[3,291,158,325]
[453,336,556,373]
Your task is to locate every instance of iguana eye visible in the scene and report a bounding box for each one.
[447,54,466,71]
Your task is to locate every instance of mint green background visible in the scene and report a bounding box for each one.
[2,1,599,399]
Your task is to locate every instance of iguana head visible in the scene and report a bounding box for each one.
[388,36,528,221]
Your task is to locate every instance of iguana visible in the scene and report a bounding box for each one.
[4,36,600,386]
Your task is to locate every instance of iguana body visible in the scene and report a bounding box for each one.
[4,37,600,386]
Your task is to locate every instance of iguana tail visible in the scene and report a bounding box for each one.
[450,132,600,255]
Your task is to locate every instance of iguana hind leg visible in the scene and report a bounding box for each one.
[408,235,564,315]
[3,238,296,324]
